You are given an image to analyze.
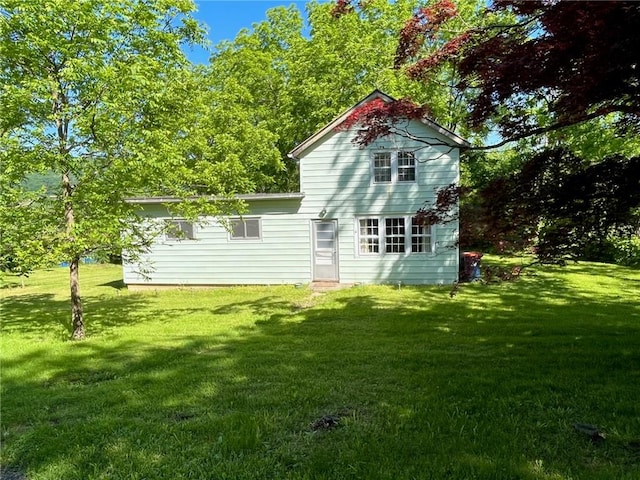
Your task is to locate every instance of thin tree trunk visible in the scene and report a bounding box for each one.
[55,83,85,339]
[70,256,85,340]
[63,170,85,339]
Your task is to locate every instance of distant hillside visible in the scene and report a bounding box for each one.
[22,172,60,192]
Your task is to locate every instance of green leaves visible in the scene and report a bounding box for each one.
[0,0,260,332]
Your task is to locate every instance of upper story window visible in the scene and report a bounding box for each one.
[397,151,416,182]
[372,150,416,184]
[230,217,261,240]
[165,220,196,241]
[373,153,392,183]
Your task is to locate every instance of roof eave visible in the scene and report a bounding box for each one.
[420,118,471,148]
[126,192,305,204]
[288,89,471,158]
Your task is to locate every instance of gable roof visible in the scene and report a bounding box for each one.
[288,89,470,159]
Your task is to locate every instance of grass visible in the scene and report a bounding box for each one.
[1,259,639,479]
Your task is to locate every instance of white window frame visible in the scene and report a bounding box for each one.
[411,218,434,253]
[229,217,262,241]
[397,151,417,182]
[384,217,406,254]
[370,150,417,185]
[372,152,393,183]
[358,218,380,255]
[356,216,436,256]
[165,219,196,241]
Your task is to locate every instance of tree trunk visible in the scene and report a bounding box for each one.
[70,256,85,340]
[63,169,84,340]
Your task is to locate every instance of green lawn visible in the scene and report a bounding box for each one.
[1,260,639,479]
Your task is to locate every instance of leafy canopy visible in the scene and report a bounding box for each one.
[0,0,277,337]
[332,0,640,261]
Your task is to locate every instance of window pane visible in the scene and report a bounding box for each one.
[411,218,431,253]
[385,218,405,253]
[180,221,195,240]
[166,220,195,240]
[373,152,392,183]
[397,151,416,182]
[360,238,379,253]
[231,220,245,239]
[230,218,261,239]
[359,218,380,254]
[245,219,260,238]
[359,218,378,236]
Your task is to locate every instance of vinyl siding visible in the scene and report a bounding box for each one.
[297,121,459,285]
[123,201,312,285]
[123,117,460,286]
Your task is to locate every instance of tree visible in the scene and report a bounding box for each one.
[206,0,486,192]
[478,150,640,261]
[206,5,305,192]
[332,0,640,260]
[0,0,258,338]
[383,0,640,146]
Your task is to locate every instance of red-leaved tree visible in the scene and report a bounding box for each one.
[332,0,640,261]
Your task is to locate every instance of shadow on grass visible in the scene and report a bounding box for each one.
[0,293,164,339]
[1,264,640,479]
[98,279,127,289]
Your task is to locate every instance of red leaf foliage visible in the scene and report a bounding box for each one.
[395,0,460,67]
[458,1,640,137]
[415,183,466,227]
[335,97,432,147]
[330,0,354,18]
[406,31,473,80]
[391,1,640,141]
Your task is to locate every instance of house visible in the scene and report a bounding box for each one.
[122,90,468,287]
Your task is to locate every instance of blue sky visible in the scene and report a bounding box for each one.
[186,0,312,64]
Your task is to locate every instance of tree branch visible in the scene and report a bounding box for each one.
[465,106,633,151]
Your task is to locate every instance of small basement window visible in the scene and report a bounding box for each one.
[230,218,261,240]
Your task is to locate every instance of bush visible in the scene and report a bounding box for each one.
[581,235,640,266]
[609,236,640,267]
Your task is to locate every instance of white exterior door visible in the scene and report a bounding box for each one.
[312,220,338,281]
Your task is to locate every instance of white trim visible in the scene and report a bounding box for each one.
[371,151,392,184]
[356,217,381,255]
[289,90,396,159]
[126,192,305,204]
[411,219,436,254]
[288,89,470,160]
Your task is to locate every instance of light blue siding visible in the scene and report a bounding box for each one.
[123,200,313,285]
[296,123,459,285]
[123,116,460,286]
